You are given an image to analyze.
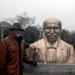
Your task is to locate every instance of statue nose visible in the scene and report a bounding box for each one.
[50,28,54,33]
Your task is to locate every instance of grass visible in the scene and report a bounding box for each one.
[26,48,29,55]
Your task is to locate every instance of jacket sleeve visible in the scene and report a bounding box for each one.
[23,42,32,63]
[0,40,7,73]
[67,46,75,63]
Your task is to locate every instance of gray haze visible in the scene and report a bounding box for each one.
[0,0,75,31]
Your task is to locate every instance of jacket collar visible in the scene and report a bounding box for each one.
[8,34,19,46]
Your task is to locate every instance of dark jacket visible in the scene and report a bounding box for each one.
[0,34,32,75]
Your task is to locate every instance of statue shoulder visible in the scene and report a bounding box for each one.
[60,39,73,48]
[30,38,45,48]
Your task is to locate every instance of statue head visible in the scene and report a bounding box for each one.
[43,18,62,43]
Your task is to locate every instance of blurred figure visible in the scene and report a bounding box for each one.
[0,23,37,75]
[29,18,74,64]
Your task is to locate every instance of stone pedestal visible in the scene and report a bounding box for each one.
[23,63,75,75]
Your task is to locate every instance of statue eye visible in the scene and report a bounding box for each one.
[46,27,59,30]
[53,27,59,30]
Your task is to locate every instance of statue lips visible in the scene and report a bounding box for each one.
[48,34,56,37]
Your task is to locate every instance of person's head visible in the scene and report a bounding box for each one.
[10,23,24,37]
[43,18,62,43]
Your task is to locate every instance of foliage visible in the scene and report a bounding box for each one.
[3,29,11,38]
[60,29,71,44]
[23,26,40,48]
[60,29,75,49]
[70,31,75,47]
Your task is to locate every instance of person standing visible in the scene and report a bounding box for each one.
[0,23,37,75]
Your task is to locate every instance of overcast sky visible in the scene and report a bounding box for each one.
[0,0,75,31]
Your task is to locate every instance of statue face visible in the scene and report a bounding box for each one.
[44,23,61,43]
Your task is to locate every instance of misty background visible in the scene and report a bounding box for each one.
[0,0,75,49]
[0,0,75,31]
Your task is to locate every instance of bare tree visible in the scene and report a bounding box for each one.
[5,12,35,28]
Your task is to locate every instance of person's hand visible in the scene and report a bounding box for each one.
[30,60,37,67]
